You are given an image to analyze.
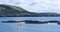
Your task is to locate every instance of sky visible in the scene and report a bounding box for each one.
[0,0,60,13]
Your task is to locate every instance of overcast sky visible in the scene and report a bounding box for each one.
[0,0,60,13]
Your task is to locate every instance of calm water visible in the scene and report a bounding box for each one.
[0,17,60,32]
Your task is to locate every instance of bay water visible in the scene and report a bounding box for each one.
[0,17,60,32]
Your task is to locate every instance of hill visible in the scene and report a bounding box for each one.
[0,4,60,17]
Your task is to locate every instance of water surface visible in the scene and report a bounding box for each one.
[0,17,60,32]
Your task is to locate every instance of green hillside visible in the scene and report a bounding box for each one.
[0,4,35,17]
[0,4,60,17]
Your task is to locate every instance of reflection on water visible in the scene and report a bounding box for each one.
[0,17,60,32]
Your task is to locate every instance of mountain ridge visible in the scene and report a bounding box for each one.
[0,4,60,17]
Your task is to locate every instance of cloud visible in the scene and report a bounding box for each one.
[19,0,60,13]
[0,0,60,13]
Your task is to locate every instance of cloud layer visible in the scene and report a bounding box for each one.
[0,0,60,13]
